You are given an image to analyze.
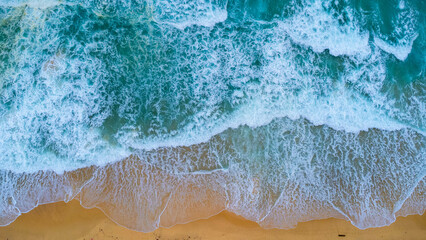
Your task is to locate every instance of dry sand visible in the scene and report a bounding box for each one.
[0,200,424,240]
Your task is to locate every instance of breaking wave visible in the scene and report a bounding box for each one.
[0,0,424,232]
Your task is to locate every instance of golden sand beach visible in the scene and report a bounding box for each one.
[0,200,424,240]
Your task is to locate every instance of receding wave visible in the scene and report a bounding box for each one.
[1,119,425,231]
[0,0,425,231]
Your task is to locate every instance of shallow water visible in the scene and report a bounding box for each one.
[0,0,425,231]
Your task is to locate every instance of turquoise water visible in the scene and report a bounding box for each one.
[0,0,425,232]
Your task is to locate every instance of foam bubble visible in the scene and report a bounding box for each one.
[0,1,424,232]
[0,0,61,9]
[1,118,424,231]
[374,34,418,61]
[372,0,419,61]
[281,0,371,58]
[0,6,130,172]
[1,0,423,175]
[152,0,228,29]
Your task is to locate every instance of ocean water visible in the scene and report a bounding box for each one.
[0,0,425,232]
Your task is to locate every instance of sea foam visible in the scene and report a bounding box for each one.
[153,0,228,29]
[0,0,424,232]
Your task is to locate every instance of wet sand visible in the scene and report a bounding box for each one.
[0,200,425,240]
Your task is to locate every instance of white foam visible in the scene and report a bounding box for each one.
[373,1,418,61]
[399,0,406,10]
[0,0,425,233]
[0,9,130,173]
[0,0,61,9]
[0,0,421,176]
[112,18,408,153]
[374,33,418,61]
[152,0,228,29]
[281,0,371,58]
[119,81,405,153]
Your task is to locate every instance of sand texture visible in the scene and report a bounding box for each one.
[0,200,425,240]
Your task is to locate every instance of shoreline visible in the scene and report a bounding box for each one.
[0,200,424,240]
